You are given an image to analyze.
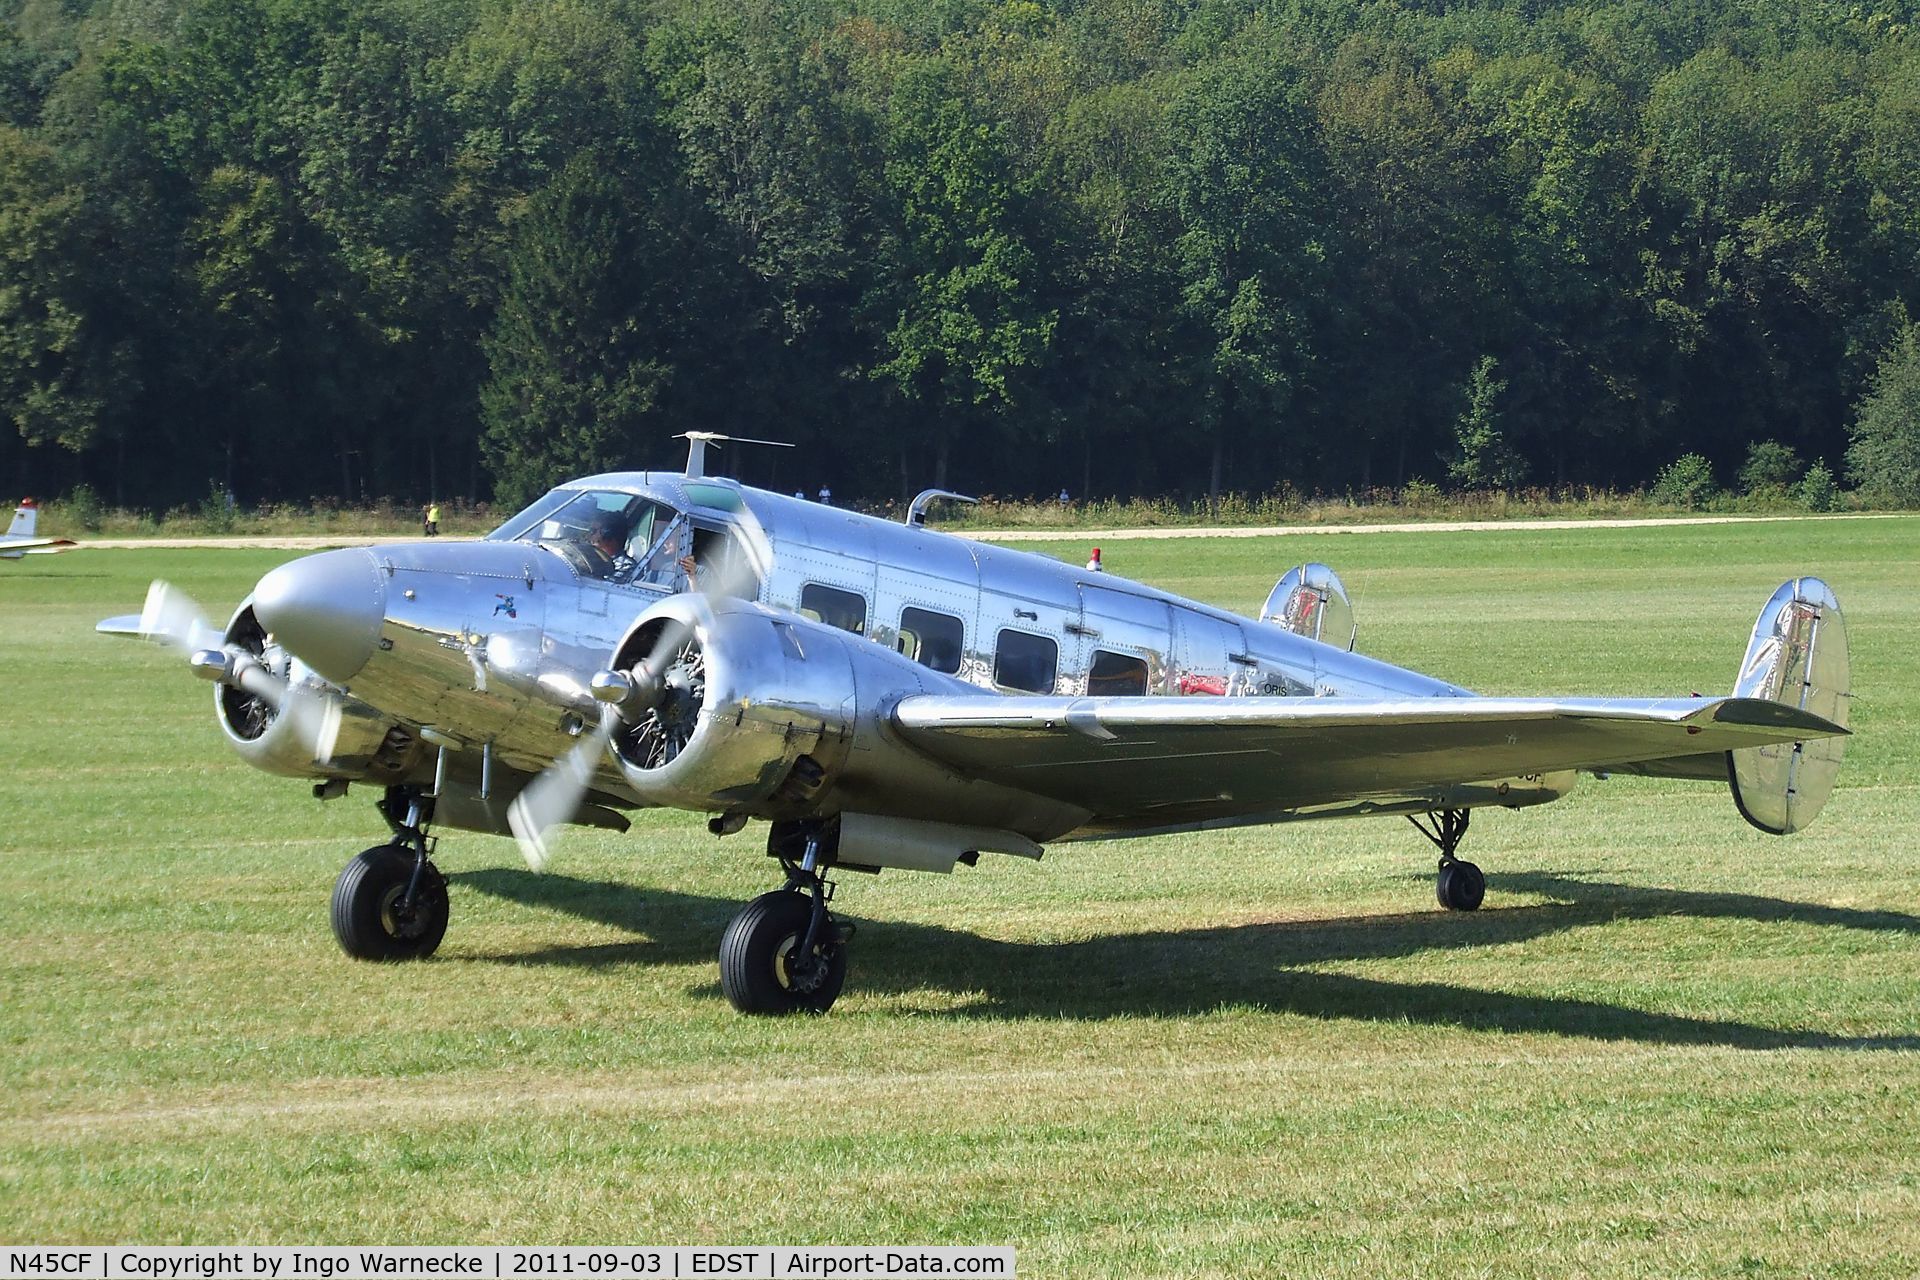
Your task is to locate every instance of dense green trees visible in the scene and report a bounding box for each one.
[1848,322,1920,503]
[7,0,1920,508]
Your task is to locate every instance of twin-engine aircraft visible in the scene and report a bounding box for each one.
[102,437,1851,1014]
[2,498,77,558]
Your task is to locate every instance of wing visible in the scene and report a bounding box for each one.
[890,694,1847,838]
[0,536,75,557]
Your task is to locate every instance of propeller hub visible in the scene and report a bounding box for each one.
[253,549,386,683]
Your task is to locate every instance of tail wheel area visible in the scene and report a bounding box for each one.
[331,844,449,960]
[719,889,847,1015]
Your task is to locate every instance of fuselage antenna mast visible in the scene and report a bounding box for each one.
[675,432,795,480]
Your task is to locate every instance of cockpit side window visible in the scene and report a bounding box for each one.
[635,514,695,590]
[496,490,678,583]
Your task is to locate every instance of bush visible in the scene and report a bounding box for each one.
[1401,477,1442,509]
[199,481,237,534]
[62,484,104,532]
[1652,453,1717,509]
[1739,440,1801,496]
[1797,461,1838,512]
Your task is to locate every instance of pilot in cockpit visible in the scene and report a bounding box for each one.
[579,511,637,582]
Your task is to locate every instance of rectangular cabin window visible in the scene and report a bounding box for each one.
[800,583,867,635]
[898,606,964,674]
[1088,649,1149,696]
[994,629,1057,693]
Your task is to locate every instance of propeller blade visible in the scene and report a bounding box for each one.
[138,581,224,655]
[280,678,344,768]
[507,714,614,872]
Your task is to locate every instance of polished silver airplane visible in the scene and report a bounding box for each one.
[2,498,77,558]
[101,437,1851,1014]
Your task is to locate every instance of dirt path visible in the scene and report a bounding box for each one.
[966,511,1909,541]
[69,510,1907,550]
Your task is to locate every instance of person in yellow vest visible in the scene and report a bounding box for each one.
[426,502,441,536]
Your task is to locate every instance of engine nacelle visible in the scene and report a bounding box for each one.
[215,603,428,783]
[606,596,1087,840]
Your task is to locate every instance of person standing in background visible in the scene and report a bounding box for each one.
[426,502,441,536]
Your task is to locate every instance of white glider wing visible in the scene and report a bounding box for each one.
[0,536,77,558]
[891,694,1848,838]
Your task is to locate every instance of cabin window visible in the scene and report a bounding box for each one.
[898,607,964,674]
[994,629,1057,693]
[1088,649,1149,696]
[800,583,867,635]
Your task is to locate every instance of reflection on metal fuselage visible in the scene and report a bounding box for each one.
[339,539,639,784]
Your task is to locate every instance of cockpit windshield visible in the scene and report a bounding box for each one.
[486,488,686,586]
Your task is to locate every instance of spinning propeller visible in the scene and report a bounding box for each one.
[135,580,343,767]
[505,509,772,871]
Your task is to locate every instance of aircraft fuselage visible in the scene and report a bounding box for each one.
[248,474,1473,794]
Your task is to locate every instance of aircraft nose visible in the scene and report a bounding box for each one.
[252,548,386,683]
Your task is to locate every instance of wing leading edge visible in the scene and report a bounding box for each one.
[890,694,1847,839]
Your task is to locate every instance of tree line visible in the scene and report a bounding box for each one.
[6,0,1920,512]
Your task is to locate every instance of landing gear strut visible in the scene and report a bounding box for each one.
[718,826,851,1014]
[330,785,450,960]
[1410,809,1485,912]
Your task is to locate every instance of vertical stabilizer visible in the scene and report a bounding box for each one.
[1727,578,1850,834]
[1262,563,1357,651]
[8,498,36,538]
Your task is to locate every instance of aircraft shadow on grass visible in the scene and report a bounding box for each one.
[453,867,1920,1052]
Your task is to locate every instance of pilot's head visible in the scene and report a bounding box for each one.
[588,511,626,554]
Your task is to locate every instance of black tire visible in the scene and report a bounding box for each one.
[1436,860,1486,912]
[331,845,449,960]
[718,890,847,1015]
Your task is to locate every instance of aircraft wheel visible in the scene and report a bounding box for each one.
[331,845,449,960]
[1436,860,1486,912]
[718,890,846,1015]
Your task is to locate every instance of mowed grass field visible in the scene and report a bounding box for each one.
[1,517,1917,1274]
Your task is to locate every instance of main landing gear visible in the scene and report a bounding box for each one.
[718,825,853,1015]
[331,786,449,960]
[1410,808,1485,912]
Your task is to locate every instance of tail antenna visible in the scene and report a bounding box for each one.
[675,432,794,479]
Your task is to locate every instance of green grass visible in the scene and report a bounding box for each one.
[1,521,1917,1274]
